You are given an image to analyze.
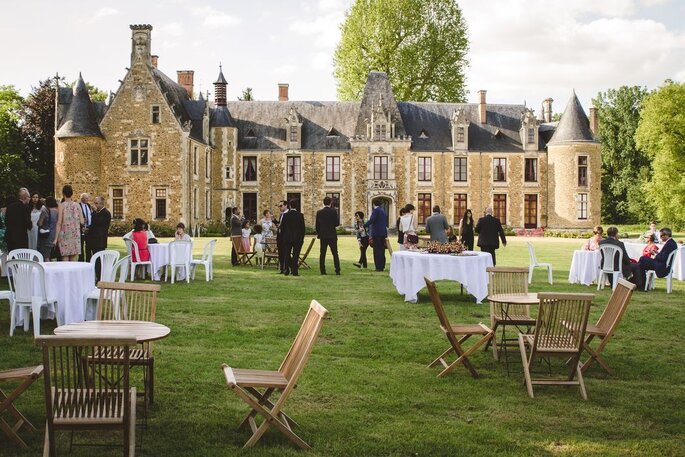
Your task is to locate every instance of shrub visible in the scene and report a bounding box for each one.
[108,220,130,236]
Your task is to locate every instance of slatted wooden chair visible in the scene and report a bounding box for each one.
[36,335,137,456]
[261,236,279,270]
[486,266,534,362]
[222,300,328,449]
[0,365,43,449]
[385,237,394,254]
[518,292,594,399]
[424,277,494,378]
[231,236,256,266]
[97,282,161,410]
[297,237,317,270]
[581,278,636,374]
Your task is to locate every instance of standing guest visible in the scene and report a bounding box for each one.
[79,193,93,261]
[425,205,449,243]
[260,210,274,238]
[364,198,388,272]
[28,192,43,250]
[230,207,243,266]
[87,196,112,260]
[315,196,341,275]
[458,209,475,250]
[280,199,305,276]
[475,207,507,266]
[5,188,32,253]
[241,220,252,252]
[353,211,369,269]
[37,196,59,261]
[399,204,417,250]
[584,226,603,251]
[54,185,84,261]
[639,227,678,289]
[275,200,289,274]
[175,222,191,241]
[396,207,407,250]
[0,197,9,276]
[599,226,641,289]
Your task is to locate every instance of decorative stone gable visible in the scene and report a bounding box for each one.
[367,96,395,141]
[130,24,152,66]
[285,108,303,150]
[520,108,538,151]
[451,107,470,152]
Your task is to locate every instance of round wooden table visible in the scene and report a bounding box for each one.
[487,293,539,305]
[54,320,170,343]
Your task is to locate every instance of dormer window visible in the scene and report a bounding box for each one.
[520,108,538,151]
[368,96,394,141]
[456,126,465,143]
[451,108,469,151]
[418,129,429,139]
[285,108,303,149]
[151,105,160,124]
[245,129,256,138]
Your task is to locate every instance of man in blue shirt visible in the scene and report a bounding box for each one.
[364,198,388,272]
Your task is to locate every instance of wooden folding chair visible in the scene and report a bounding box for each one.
[581,278,636,374]
[0,365,43,448]
[36,335,137,456]
[97,282,161,411]
[486,266,535,364]
[424,277,494,378]
[261,236,279,269]
[222,300,328,449]
[231,236,256,266]
[297,237,316,270]
[519,292,593,399]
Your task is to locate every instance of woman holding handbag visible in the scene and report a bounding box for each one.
[37,196,59,261]
[399,204,418,250]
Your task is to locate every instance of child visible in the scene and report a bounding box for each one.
[253,224,264,265]
[241,220,252,252]
[175,222,191,241]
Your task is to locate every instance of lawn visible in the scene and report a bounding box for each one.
[1,237,684,456]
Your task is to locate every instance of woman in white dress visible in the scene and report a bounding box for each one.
[398,203,418,250]
[27,192,44,250]
[260,210,274,238]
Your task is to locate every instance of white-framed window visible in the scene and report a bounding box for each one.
[151,105,160,124]
[493,158,506,182]
[154,188,167,220]
[326,156,340,181]
[286,156,301,182]
[129,139,149,166]
[578,156,588,186]
[456,126,465,143]
[418,157,432,182]
[454,157,467,182]
[373,156,388,180]
[577,193,588,220]
[374,123,387,141]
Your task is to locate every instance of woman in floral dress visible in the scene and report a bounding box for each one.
[54,185,83,261]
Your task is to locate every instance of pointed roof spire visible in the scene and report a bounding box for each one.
[548,91,596,144]
[214,63,228,107]
[215,63,227,84]
[56,73,102,138]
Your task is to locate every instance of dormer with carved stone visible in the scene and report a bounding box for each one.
[520,108,538,151]
[451,108,470,152]
[367,96,395,141]
[285,108,302,150]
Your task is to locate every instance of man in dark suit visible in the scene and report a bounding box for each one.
[639,227,678,289]
[280,199,305,276]
[87,196,112,279]
[475,207,506,266]
[315,196,340,275]
[364,198,388,272]
[79,193,93,261]
[229,207,243,266]
[274,200,288,273]
[599,226,642,289]
[4,187,32,253]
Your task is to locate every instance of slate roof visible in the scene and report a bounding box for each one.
[210,106,234,127]
[151,68,204,142]
[548,91,597,144]
[355,72,406,137]
[55,75,102,138]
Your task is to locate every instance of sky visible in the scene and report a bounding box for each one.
[1,0,684,116]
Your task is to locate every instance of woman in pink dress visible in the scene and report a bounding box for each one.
[54,185,84,261]
[131,219,151,262]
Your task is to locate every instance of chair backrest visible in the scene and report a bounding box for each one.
[264,236,278,254]
[424,277,452,331]
[300,237,316,259]
[6,259,48,305]
[169,240,192,267]
[97,281,160,321]
[487,266,529,295]
[200,239,217,262]
[90,250,120,282]
[385,238,394,254]
[8,249,44,262]
[664,248,678,275]
[595,278,636,334]
[527,243,538,265]
[113,255,130,283]
[36,335,135,432]
[231,235,247,254]
[124,238,144,263]
[531,293,593,357]
[598,245,622,272]
[278,300,328,383]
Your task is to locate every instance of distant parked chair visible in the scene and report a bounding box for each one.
[644,249,677,293]
[261,236,279,270]
[7,249,43,263]
[191,239,217,281]
[597,245,623,291]
[527,243,553,284]
[231,236,255,266]
[165,240,192,284]
[0,365,44,449]
[298,238,317,270]
[6,260,59,337]
[125,238,152,281]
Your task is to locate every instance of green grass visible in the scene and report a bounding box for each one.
[1,237,684,456]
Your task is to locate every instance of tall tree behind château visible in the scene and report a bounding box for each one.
[334,0,469,102]
[20,78,56,196]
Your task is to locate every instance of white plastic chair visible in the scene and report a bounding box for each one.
[644,249,677,293]
[114,255,131,283]
[90,250,120,283]
[84,255,130,320]
[1,289,15,329]
[165,240,192,284]
[6,259,59,337]
[527,243,553,284]
[125,238,152,281]
[597,245,623,291]
[8,249,44,262]
[191,239,216,281]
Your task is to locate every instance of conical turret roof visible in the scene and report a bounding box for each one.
[548,91,596,144]
[214,65,227,84]
[56,73,102,138]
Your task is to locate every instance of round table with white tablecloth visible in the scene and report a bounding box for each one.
[389,250,493,303]
[568,250,601,286]
[148,242,192,281]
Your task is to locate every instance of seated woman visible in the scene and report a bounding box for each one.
[131,218,151,263]
[123,218,156,241]
[175,222,191,241]
[584,225,603,251]
[641,233,659,258]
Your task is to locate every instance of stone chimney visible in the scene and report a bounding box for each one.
[278,83,289,102]
[478,90,487,124]
[542,97,553,123]
[151,55,158,69]
[130,24,153,66]
[177,70,194,98]
[589,106,598,135]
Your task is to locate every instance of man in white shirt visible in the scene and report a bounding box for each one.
[79,193,92,261]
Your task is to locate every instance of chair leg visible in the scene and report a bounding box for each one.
[519,335,534,398]
[32,301,41,338]
[428,346,455,368]
[575,362,588,400]
[548,266,553,285]
[9,303,16,336]
[528,266,533,284]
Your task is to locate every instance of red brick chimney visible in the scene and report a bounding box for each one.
[478,90,487,124]
[278,83,289,102]
[589,106,598,135]
[151,55,158,69]
[177,70,194,98]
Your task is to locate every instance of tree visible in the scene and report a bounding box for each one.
[635,81,685,229]
[238,87,254,101]
[0,153,39,199]
[84,81,108,102]
[0,85,24,157]
[592,86,650,224]
[334,0,469,102]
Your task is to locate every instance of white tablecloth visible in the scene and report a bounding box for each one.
[149,243,192,281]
[14,261,95,328]
[568,250,600,286]
[389,251,493,303]
[624,242,684,280]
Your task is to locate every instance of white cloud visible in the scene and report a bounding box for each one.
[89,7,117,23]
[311,51,332,71]
[288,11,345,49]
[158,22,184,37]
[192,6,241,28]
[640,0,670,6]
[273,64,296,76]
